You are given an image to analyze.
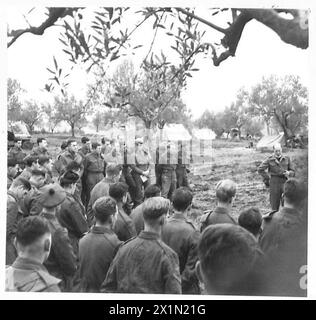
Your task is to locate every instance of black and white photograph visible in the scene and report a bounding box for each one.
[2,1,314,300]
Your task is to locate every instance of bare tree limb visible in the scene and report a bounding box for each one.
[209,11,252,66]
[175,7,228,34]
[7,7,78,48]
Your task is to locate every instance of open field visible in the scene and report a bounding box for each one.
[29,134,308,221]
[190,144,308,220]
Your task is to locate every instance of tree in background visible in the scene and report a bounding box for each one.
[91,59,191,130]
[7,78,23,123]
[19,101,42,134]
[195,110,225,138]
[54,93,90,136]
[248,75,308,141]
[42,103,61,133]
[242,118,264,138]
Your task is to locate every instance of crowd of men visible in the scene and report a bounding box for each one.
[6,136,307,296]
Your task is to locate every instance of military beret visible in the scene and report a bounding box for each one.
[37,183,66,208]
[81,136,90,144]
[60,171,79,186]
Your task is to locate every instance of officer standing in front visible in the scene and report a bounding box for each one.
[258,143,295,211]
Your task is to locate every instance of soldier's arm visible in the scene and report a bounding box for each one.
[127,219,137,239]
[6,199,19,239]
[162,252,182,294]
[258,158,270,181]
[259,222,280,255]
[53,228,77,277]
[100,253,119,293]
[68,202,88,238]
[130,164,144,175]
[181,231,200,292]
[86,199,96,229]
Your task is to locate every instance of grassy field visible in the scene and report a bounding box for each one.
[29,134,308,221]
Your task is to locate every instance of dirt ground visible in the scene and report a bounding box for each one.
[189,143,308,220]
[30,134,308,221]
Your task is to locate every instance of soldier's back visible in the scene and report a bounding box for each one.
[103,232,181,294]
[6,258,61,292]
[79,227,121,292]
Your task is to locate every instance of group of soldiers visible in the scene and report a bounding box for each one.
[6,136,307,296]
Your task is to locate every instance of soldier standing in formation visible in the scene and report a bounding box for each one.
[31,138,50,157]
[200,179,237,232]
[78,137,91,158]
[38,183,76,292]
[130,137,151,207]
[6,178,31,265]
[6,216,61,292]
[83,142,105,205]
[7,158,20,189]
[101,197,181,294]
[259,178,307,296]
[162,187,200,294]
[109,182,136,242]
[155,140,177,200]
[8,138,26,171]
[79,197,122,292]
[258,143,295,211]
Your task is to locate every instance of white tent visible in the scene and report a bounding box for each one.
[192,128,216,140]
[159,124,192,141]
[256,132,285,151]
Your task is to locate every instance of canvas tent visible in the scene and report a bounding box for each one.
[192,128,216,140]
[256,132,285,151]
[158,124,192,141]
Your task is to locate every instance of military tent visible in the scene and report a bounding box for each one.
[256,132,285,151]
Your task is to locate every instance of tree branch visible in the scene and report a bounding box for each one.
[208,11,252,66]
[8,7,78,48]
[240,9,308,49]
[175,7,228,34]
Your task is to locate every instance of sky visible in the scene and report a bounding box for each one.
[6,7,310,120]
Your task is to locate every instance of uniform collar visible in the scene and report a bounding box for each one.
[272,154,285,161]
[12,257,47,272]
[92,226,113,234]
[171,212,186,220]
[139,231,160,240]
[214,206,230,215]
[279,206,301,216]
